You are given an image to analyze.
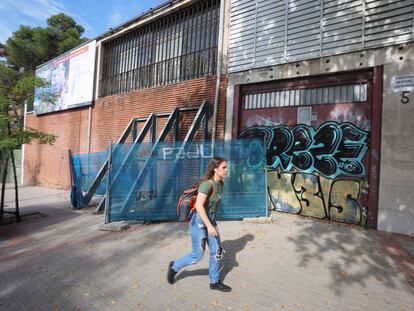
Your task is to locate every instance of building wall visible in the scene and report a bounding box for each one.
[25,108,90,188]
[225,42,414,234]
[378,59,414,236]
[24,76,227,189]
[225,44,412,137]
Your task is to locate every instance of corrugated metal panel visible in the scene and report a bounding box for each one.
[284,0,321,61]
[254,0,286,67]
[321,0,363,55]
[228,0,257,69]
[228,0,414,73]
[364,0,413,48]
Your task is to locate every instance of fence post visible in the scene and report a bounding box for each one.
[68,150,74,188]
[263,137,269,218]
[104,142,113,224]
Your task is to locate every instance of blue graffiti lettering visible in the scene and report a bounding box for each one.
[240,121,369,178]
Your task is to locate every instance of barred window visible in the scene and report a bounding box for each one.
[100,0,219,97]
[243,83,368,109]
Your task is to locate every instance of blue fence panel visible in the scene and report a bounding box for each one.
[108,139,266,222]
[71,151,108,208]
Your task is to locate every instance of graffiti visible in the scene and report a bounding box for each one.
[240,121,369,178]
[267,170,367,225]
[239,121,370,226]
[329,107,371,130]
[161,144,213,160]
[246,114,284,127]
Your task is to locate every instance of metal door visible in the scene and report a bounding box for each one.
[237,70,376,226]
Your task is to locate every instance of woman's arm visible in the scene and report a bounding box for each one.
[195,192,218,236]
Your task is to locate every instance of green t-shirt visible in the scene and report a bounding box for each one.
[198,180,223,214]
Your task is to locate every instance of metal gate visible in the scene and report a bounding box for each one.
[236,69,381,227]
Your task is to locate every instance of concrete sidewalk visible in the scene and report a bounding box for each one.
[0,186,413,311]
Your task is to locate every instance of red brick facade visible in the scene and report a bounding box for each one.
[24,76,227,189]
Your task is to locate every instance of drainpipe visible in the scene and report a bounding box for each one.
[87,106,92,153]
[212,0,225,142]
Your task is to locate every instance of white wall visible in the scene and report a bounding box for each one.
[378,59,414,236]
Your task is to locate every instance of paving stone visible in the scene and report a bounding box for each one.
[1,185,413,310]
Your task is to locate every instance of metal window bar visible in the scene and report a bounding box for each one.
[100,0,219,97]
[243,83,369,109]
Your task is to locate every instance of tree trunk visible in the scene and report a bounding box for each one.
[11,150,21,222]
[0,155,9,223]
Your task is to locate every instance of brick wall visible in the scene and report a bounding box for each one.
[24,76,227,188]
[25,108,90,189]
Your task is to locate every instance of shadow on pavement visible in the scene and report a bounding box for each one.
[0,218,191,310]
[285,215,414,296]
[221,233,254,281]
[174,268,209,281]
[0,201,83,239]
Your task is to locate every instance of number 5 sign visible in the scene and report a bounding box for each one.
[401,91,410,104]
[391,75,413,105]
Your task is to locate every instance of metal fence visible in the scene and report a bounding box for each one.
[70,151,108,208]
[107,140,266,222]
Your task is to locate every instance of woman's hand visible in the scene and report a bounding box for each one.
[207,225,218,236]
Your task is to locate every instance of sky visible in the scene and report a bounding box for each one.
[0,0,166,43]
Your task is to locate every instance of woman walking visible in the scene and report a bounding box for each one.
[167,156,231,292]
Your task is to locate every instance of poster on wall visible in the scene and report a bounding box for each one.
[34,40,96,115]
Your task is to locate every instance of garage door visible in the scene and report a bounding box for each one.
[237,70,376,226]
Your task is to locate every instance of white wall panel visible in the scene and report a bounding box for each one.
[228,0,414,72]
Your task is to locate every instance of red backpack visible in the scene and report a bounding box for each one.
[176,180,214,222]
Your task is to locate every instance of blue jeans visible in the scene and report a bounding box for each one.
[172,213,222,283]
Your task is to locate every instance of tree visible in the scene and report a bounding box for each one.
[0,12,87,223]
[0,61,57,222]
[0,43,6,58]
[4,13,88,71]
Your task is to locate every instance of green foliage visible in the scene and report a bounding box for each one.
[0,62,57,150]
[0,42,6,57]
[0,12,89,153]
[4,13,88,70]
[0,127,56,150]
[47,13,85,34]
[0,12,87,216]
